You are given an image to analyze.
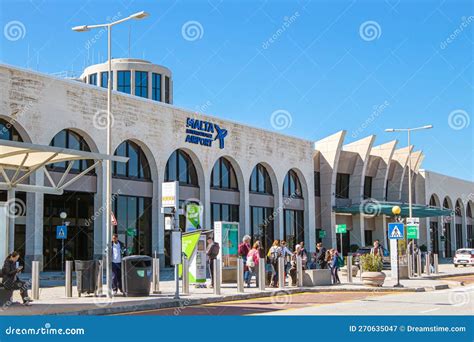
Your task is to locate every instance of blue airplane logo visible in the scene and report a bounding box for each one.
[214,124,228,149]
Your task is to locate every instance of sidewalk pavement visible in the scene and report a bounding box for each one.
[1,264,471,316]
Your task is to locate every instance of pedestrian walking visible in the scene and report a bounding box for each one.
[246,242,260,287]
[111,233,126,295]
[206,236,220,288]
[238,235,251,286]
[313,242,327,269]
[330,249,342,284]
[289,244,308,286]
[280,240,293,280]
[267,240,282,287]
[2,251,33,306]
[370,240,384,257]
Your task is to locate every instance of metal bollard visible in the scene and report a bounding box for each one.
[213,259,221,295]
[416,251,422,277]
[96,260,103,296]
[425,253,431,276]
[347,255,353,283]
[258,258,266,291]
[278,257,285,289]
[296,256,303,287]
[182,256,190,294]
[152,257,161,294]
[433,254,439,274]
[31,261,40,300]
[407,251,413,278]
[65,260,73,298]
[237,257,244,293]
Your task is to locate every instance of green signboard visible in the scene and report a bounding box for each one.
[179,231,201,278]
[318,230,327,238]
[335,224,347,234]
[407,225,419,239]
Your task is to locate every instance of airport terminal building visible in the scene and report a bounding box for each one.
[0,59,473,271]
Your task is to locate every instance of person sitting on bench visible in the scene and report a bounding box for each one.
[2,251,33,306]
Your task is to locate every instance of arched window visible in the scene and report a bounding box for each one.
[249,163,272,194]
[429,195,438,207]
[113,140,151,180]
[467,203,472,218]
[443,198,451,209]
[49,129,94,173]
[211,158,238,190]
[165,149,198,186]
[283,170,303,198]
[0,119,23,142]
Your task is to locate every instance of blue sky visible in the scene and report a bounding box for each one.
[1,0,472,180]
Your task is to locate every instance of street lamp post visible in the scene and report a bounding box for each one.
[72,11,149,298]
[59,211,67,274]
[385,125,433,277]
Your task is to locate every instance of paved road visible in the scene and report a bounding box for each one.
[119,275,474,316]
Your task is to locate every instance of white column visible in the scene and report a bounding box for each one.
[25,170,44,271]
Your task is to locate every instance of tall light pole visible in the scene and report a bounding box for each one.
[72,11,149,298]
[385,125,433,276]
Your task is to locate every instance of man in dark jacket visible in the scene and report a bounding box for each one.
[2,251,32,305]
[314,242,327,269]
[206,236,220,288]
[111,234,127,295]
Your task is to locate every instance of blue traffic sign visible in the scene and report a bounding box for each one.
[388,223,404,240]
[56,225,67,240]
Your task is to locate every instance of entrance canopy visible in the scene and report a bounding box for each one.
[0,139,127,195]
[334,201,453,218]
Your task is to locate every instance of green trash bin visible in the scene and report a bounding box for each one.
[121,256,152,297]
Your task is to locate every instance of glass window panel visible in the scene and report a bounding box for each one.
[117,71,131,94]
[222,204,230,221]
[89,73,97,85]
[152,73,161,101]
[101,71,112,88]
[165,151,177,181]
[165,76,170,103]
[135,71,148,98]
[178,151,187,183]
[127,143,139,178]
[212,161,220,187]
[221,161,229,188]
[250,167,257,192]
[114,143,127,177]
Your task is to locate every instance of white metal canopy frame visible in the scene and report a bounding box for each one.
[0,139,128,261]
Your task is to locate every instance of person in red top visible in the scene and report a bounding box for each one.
[238,235,251,285]
[246,242,261,287]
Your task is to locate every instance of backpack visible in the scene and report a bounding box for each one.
[268,247,281,264]
[208,243,220,259]
[337,256,344,268]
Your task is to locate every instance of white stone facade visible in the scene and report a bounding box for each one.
[0,62,472,270]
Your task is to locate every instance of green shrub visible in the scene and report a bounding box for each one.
[360,253,383,272]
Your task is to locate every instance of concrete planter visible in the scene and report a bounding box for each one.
[361,271,386,287]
